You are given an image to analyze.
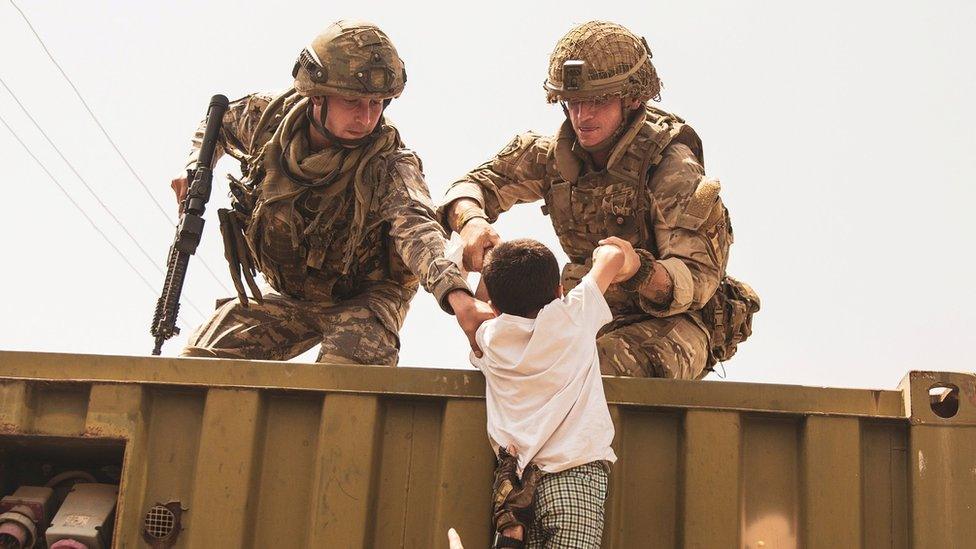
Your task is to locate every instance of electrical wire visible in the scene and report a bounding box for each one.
[0,112,201,330]
[8,0,233,296]
[0,77,167,278]
[8,0,174,222]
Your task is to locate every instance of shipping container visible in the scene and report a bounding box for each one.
[0,350,972,548]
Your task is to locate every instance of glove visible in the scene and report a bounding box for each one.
[491,447,543,545]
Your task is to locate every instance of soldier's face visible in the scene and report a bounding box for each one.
[566,98,625,147]
[319,96,384,140]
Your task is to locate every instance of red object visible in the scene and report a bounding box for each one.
[50,539,88,549]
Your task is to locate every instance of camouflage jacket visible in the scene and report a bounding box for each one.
[186,91,468,334]
[439,105,732,323]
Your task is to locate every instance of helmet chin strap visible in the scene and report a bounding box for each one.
[306,98,390,149]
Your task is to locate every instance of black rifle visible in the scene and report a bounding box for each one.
[151,94,229,355]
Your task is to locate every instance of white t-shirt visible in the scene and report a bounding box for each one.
[471,275,617,474]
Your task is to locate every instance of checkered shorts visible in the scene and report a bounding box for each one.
[525,461,609,549]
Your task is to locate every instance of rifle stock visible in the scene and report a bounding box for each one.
[151,94,229,355]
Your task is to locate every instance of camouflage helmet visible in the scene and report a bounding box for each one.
[292,20,406,100]
[544,21,661,104]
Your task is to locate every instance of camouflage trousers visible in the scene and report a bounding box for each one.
[182,291,399,365]
[596,314,710,379]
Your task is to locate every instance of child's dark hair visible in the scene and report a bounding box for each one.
[482,239,560,317]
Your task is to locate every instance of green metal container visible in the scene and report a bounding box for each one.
[0,351,972,548]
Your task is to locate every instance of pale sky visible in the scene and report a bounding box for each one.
[1,0,973,390]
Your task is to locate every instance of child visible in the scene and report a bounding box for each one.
[471,236,639,549]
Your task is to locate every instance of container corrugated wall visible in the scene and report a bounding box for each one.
[0,351,973,548]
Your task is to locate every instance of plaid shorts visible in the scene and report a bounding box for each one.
[525,461,610,549]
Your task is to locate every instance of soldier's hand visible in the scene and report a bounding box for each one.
[448,290,496,358]
[171,173,189,213]
[460,218,500,272]
[599,237,641,283]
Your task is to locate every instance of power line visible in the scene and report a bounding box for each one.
[0,112,202,330]
[0,76,210,322]
[8,0,173,223]
[0,77,167,277]
[8,0,233,296]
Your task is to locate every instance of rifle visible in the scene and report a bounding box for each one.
[151,94,229,355]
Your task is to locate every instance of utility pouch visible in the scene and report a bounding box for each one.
[701,275,760,367]
[227,173,259,217]
[218,208,263,307]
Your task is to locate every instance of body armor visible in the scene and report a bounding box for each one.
[226,89,416,303]
[543,105,704,314]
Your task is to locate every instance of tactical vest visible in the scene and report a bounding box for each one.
[225,89,415,302]
[541,106,704,312]
[541,106,759,368]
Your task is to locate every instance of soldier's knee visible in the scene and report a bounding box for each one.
[597,333,654,377]
[316,352,361,366]
[180,346,220,358]
[597,319,710,379]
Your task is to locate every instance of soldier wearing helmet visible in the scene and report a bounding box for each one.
[440,21,759,380]
[170,20,493,364]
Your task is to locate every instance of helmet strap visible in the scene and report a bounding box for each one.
[305,99,387,149]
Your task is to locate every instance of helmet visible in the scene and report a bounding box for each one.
[292,20,406,99]
[544,21,661,104]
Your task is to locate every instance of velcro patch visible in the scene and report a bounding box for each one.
[396,162,435,212]
[685,178,721,219]
[497,135,522,158]
[676,178,721,230]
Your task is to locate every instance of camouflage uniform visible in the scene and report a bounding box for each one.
[439,21,751,379]
[182,21,467,365]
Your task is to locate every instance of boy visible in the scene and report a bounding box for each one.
[472,236,639,548]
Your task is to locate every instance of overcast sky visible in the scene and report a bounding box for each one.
[1,0,973,390]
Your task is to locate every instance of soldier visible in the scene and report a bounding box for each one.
[440,20,759,379]
[171,20,492,365]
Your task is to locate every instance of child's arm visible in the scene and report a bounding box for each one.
[589,237,641,293]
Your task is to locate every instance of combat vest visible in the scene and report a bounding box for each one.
[541,105,759,368]
[224,89,417,302]
[542,105,703,263]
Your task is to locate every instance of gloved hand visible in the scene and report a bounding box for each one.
[491,447,543,546]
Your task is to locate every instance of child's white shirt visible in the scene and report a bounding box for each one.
[470,274,617,474]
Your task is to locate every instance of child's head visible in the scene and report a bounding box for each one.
[482,239,561,318]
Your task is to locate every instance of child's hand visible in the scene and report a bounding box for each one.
[598,237,641,283]
[447,528,464,549]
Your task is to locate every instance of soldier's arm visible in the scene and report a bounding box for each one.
[172,91,278,206]
[437,132,553,233]
[381,155,475,311]
[635,143,731,316]
[184,91,278,169]
[382,155,496,356]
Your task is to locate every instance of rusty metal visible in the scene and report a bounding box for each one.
[0,350,973,548]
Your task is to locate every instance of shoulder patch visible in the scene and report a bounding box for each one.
[676,178,721,230]
[392,157,434,212]
[498,135,523,158]
[686,178,721,218]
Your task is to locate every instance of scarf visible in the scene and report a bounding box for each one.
[250,96,402,275]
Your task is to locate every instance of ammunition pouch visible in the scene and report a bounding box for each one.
[701,275,760,368]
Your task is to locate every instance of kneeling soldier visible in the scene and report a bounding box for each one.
[172,20,490,364]
[440,21,759,379]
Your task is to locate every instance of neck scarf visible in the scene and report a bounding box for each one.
[255,96,402,273]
